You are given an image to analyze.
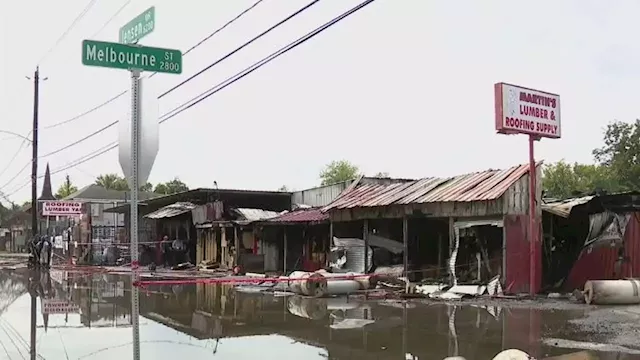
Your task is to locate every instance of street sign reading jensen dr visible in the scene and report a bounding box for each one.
[82,40,182,74]
[120,6,155,44]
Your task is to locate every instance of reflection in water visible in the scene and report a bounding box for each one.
[2,271,640,359]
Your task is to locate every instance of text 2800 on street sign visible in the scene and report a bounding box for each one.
[82,40,182,74]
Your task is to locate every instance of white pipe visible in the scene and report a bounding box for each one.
[287,271,308,295]
[326,280,361,295]
[287,272,328,297]
[584,279,640,305]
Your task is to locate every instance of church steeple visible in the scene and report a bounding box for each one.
[39,163,55,200]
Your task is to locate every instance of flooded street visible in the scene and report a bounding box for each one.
[1,269,640,359]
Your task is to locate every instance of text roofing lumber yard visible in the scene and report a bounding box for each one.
[81,39,182,74]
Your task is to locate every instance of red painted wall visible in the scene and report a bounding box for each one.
[565,212,640,290]
[504,215,541,294]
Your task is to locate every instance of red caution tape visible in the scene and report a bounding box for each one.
[133,273,375,287]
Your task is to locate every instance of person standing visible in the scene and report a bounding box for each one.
[160,235,170,267]
[172,237,185,265]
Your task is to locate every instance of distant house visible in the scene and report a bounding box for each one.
[61,184,159,243]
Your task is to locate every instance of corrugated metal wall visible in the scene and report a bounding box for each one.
[292,181,353,207]
[504,214,541,294]
[565,212,640,290]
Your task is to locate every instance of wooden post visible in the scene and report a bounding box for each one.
[234,226,239,267]
[328,221,334,267]
[283,228,288,274]
[437,232,443,277]
[402,216,408,278]
[221,227,227,267]
[363,219,369,273]
[448,217,455,282]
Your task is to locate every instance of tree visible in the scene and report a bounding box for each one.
[0,203,8,225]
[278,185,290,192]
[55,175,78,199]
[95,174,153,192]
[154,178,189,195]
[373,172,390,178]
[319,160,360,185]
[542,160,622,199]
[593,119,640,191]
[139,183,153,192]
[95,174,129,191]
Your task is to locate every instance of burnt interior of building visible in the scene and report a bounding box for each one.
[541,193,640,291]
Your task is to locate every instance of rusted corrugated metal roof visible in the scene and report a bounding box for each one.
[145,202,196,219]
[541,196,594,218]
[233,208,280,222]
[267,208,328,224]
[322,163,538,211]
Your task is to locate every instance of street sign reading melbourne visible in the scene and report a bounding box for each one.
[120,6,155,44]
[82,40,182,74]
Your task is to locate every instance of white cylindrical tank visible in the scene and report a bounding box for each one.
[326,279,361,295]
[584,279,640,305]
[492,349,533,360]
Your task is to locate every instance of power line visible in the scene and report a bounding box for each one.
[39,0,137,130]
[41,121,117,158]
[89,0,132,39]
[32,0,315,161]
[42,91,127,130]
[38,0,267,131]
[160,0,267,64]
[0,162,30,192]
[0,131,31,178]
[159,0,361,124]
[2,0,376,199]
[158,0,320,99]
[38,0,100,64]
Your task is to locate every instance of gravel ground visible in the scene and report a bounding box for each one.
[412,295,640,353]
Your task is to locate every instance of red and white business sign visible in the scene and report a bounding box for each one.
[494,83,561,139]
[42,201,83,216]
[41,299,80,315]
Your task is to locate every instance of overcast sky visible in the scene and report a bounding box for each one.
[1,0,639,204]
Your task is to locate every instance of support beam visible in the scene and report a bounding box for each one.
[363,219,369,273]
[448,217,455,283]
[437,232,443,277]
[234,226,239,267]
[402,216,408,278]
[328,221,334,268]
[283,228,288,274]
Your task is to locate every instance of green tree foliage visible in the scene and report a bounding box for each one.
[95,174,153,192]
[55,175,78,199]
[593,119,640,191]
[0,203,9,225]
[95,174,129,191]
[319,160,361,185]
[543,120,640,199]
[542,161,621,199]
[153,178,189,195]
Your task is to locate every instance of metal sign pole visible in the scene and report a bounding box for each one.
[130,68,141,360]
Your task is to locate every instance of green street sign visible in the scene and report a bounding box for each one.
[82,40,182,74]
[120,6,155,44]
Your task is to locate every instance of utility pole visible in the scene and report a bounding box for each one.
[31,67,39,238]
[29,66,40,360]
